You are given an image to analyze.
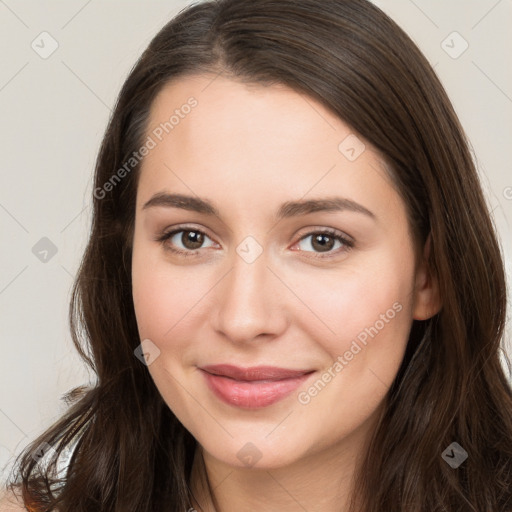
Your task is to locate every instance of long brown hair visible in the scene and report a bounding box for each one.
[5,0,512,510]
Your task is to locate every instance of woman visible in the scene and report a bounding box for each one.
[3,0,512,510]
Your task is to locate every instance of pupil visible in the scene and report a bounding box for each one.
[313,234,333,252]
[184,231,203,249]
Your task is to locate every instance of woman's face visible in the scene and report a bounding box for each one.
[131,74,437,469]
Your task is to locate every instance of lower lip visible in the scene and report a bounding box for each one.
[201,370,313,409]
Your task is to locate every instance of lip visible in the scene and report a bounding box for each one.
[200,364,315,409]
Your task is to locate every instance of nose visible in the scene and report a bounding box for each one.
[211,248,288,345]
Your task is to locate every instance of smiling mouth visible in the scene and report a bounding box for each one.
[199,364,315,408]
[200,364,314,380]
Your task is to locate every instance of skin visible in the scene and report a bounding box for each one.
[131,74,440,512]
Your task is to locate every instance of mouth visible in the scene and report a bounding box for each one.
[199,364,315,408]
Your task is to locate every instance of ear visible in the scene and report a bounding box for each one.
[412,233,442,320]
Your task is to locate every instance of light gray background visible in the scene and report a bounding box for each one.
[1,0,511,484]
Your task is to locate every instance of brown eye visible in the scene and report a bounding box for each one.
[157,227,216,257]
[293,229,354,258]
[180,230,204,250]
[310,233,336,252]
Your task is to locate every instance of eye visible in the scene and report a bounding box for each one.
[155,225,354,259]
[292,228,354,258]
[156,226,217,257]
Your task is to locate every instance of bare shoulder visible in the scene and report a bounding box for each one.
[0,489,27,512]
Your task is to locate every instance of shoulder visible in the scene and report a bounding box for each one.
[0,436,80,512]
[0,489,27,511]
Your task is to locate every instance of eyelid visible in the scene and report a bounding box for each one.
[155,223,219,254]
[290,226,354,258]
[294,225,354,244]
[156,224,354,258]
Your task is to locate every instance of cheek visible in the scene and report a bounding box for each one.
[132,240,206,340]
[290,250,415,437]
[131,241,207,419]
[293,248,415,345]
[132,246,169,339]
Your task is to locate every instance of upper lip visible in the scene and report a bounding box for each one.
[200,364,314,381]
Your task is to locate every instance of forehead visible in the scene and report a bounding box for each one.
[136,74,402,223]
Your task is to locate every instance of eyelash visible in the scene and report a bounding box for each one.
[155,225,354,260]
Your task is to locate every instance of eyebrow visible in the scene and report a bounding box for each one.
[142,192,376,220]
